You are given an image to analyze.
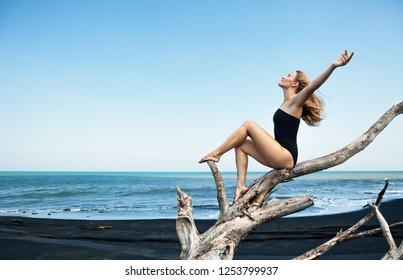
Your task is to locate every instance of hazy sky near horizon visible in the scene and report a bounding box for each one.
[0,0,402,172]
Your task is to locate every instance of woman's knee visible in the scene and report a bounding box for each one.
[241,120,257,130]
[235,141,249,153]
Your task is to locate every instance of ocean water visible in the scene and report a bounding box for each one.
[0,171,402,220]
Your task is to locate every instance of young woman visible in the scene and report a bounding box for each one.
[199,50,354,202]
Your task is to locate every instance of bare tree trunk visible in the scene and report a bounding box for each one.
[176,101,403,260]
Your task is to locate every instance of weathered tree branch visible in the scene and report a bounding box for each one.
[383,242,403,260]
[371,205,397,252]
[176,185,313,259]
[176,187,200,260]
[347,221,403,240]
[370,204,403,260]
[293,180,400,260]
[293,179,403,260]
[206,161,229,218]
[176,101,403,260]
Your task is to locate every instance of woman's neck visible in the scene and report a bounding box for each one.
[282,88,296,102]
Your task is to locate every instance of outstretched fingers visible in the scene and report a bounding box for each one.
[342,50,354,65]
[333,49,354,67]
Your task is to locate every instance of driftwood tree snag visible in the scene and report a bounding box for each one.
[206,161,229,218]
[372,205,397,252]
[295,180,403,260]
[176,185,313,260]
[371,203,403,260]
[176,187,200,260]
[176,101,403,260]
[295,179,387,260]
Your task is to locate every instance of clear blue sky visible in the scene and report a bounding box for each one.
[0,0,402,171]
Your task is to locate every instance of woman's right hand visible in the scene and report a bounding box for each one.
[333,50,354,67]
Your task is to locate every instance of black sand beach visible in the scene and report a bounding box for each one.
[1,199,402,260]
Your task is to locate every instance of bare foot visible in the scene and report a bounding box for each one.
[233,185,249,203]
[198,153,220,164]
[253,191,266,206]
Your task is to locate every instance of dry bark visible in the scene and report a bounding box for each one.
[176,101,403,260]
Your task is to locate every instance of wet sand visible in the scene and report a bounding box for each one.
[0,199,402,260]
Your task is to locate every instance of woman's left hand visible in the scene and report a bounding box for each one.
[333,50,354,67]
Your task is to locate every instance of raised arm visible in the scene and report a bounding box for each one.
[292,50,354,107]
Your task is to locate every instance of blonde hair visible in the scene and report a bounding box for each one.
[296,70,324,126]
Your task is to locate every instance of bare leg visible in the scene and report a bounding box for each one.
[200,120,294,202]
[200,120,293,168]
[233,146,250,202]
[199,122,251,163]
[233,138,276,202]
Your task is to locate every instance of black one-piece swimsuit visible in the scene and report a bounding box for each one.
[273,109,300,166]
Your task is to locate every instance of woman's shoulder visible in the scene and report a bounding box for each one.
[280,99,302,119]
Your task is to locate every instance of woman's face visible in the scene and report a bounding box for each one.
[278,71,298,89]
